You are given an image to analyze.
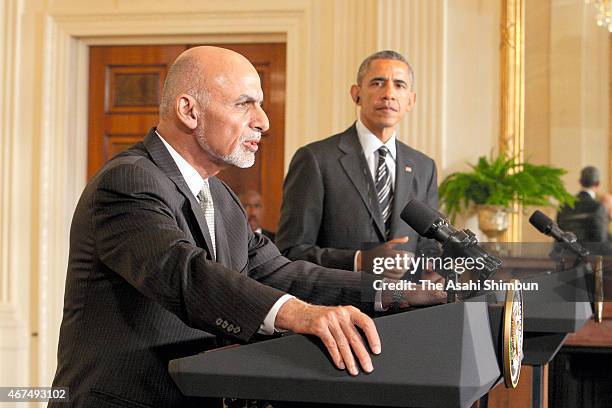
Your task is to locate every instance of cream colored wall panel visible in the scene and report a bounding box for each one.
[443,0,500,176]
[327,0,378,135]
[581,4,610,191]
[48,0,311,15]
[550,0,610,194]
[1,0,32,391]
[550,1,584,188]
[376,0,445,172]
[524,0,551,165]
[0,304,29,387]
[522,0,552,242]
[83,33,286,46]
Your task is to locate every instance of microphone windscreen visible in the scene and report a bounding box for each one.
[528,210,553,234]
[401,199,441,236]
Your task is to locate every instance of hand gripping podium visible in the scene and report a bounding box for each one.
[170,301,511,407]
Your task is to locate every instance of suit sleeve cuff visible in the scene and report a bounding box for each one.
[258,294,295,335]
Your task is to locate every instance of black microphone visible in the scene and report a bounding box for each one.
[528,210,589,258]
[400,199,502,276]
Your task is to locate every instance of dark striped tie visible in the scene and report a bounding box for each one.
[376,146,393,238]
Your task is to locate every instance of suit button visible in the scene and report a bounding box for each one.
[233,327,241,334]
[227,324,234,332]
[221,320,229,329]
[215,318,223,326]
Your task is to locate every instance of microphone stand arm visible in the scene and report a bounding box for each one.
[439,229,503,302]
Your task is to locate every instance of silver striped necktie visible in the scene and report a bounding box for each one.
[197,179,216,259]
[376,146,393,238]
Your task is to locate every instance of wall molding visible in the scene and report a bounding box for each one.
[0,303,28,386]
[499,0,525,242]
[0,0,30,389]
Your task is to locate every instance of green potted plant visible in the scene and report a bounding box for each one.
[438,154,575,240]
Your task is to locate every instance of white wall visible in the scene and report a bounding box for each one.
[550,0,610,194]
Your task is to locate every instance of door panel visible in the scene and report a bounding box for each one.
[88,43,286,231]
[88,45,187,177]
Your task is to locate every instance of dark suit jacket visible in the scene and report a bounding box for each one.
[50,129,376,408]
[276,124,439,270]
[557,191,610,243]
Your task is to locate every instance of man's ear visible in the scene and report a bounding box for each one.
[404,91,417,112]
[176,94,198,130]
[350,84,361,105]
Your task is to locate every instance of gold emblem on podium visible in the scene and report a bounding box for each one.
[594,255,604,323]
[503,279,523,388]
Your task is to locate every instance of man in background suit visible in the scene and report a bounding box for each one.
[240,190,276,242]
[50,46,445,408]
[557,166,610,245]
[276,50,438,274]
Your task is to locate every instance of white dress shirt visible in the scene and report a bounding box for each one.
[356,119,397,186]
[354,122,397,311]
[581,189,596,200]
[157,131,292,335]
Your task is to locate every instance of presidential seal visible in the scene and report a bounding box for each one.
[503,279,523,388]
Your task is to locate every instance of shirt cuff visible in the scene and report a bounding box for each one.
[354,250,361,272]
[258,294,295,335]
[374,285,388,312]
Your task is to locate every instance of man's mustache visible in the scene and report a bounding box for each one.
[243,132,262,143]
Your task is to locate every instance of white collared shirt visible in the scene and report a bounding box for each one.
[581,189,596,200]
[356,119,397,186]
[157,131,205,198]
[156,130,292,335]
[353,122,397,312]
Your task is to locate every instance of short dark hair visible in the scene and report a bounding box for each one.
[579,166,600,188]
[356,50,415,90]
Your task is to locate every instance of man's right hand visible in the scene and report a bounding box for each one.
[274,298,381,376]
[357,236,412,279]
[381,269,447,309]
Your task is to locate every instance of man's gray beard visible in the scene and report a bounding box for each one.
[195,127,256,169]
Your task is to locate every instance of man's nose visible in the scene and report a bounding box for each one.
[382,82,396,100]
[252,104,270,133]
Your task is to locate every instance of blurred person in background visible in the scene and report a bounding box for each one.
[240,190,276,242]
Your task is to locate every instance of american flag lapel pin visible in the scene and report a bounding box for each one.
[405,166,413,173]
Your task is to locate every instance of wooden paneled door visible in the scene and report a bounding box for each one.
[88,43,286,231]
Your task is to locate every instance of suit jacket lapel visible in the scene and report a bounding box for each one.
[143,129,217,261]
[338,124,386,239]
[389,142,415,237]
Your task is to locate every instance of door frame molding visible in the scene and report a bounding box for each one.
[37,7,310,385]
